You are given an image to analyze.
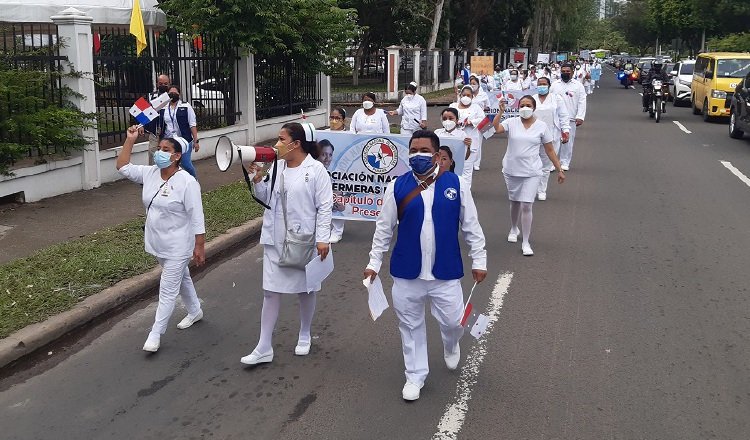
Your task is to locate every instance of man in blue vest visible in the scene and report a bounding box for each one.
[160,85,200,178]
[364,130,487,401]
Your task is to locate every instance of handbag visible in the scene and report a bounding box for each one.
[277,167,316,269]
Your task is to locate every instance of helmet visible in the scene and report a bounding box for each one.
[652,62,663,73]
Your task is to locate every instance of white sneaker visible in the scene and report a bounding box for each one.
[507,229,519,243]
[537,192,547,201]
[561,164,570,171]
[295,340,311,356]
[522,243,534,256]
[176,309,203,329]
[444,345,461,370]
[473,165,480,171]
[240,349,274,365]
[142,333,160,352]
[402,381,422,401]
[328,234,342,244]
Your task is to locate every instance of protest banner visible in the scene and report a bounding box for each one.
[580,50,591,61]
[509,47,529,68]
[556,53,567,62]
[470,56,494,75]
[485,86,538,122]
[536,53,550,64]
[315,132,467,222]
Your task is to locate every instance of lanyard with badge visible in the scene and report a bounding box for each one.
[143,169,179,230]
[167,104,179,136]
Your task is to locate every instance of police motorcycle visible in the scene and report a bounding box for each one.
[644,77,669,123]
[617,63,634,88]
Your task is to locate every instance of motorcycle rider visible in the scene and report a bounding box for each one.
[642,60,669,112]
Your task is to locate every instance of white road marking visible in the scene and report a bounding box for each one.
[673,121,692,134]
[629,85,635,89]
[639,92,643,96]
[720,161,750,188]
[432,272,514,440]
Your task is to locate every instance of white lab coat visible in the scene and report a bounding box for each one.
[366,173,487,387]
[435,126,476,184]
[254,155,333,293]
[504,79,525,92]
[550,79,587,167]
[396,94,427,134]
[450,101,486,168]
[533,93,571,195]
[349,108,390,134]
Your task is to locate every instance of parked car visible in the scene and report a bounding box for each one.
[692,52,750,122]
[191,78,225,109]
[669,60,695,107]
[729,71,750,139]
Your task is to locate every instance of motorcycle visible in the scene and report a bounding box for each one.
[617,68,633,88]
[647,79,669,123]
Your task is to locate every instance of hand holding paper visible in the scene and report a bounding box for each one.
[305,250,334,293]
[363,275,389,321]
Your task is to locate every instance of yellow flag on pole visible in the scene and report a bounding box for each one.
[129,0,147,56]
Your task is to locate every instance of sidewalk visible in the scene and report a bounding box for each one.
[0,157,244,264]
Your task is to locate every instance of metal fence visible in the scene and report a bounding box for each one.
[93,27,241,149]
[0,24,67,158]
[419,51,433,86]
[399,51,415,90]
[330,49,386,90]
[255,55,323,121]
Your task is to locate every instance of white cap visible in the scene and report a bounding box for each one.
[301,122,316,142]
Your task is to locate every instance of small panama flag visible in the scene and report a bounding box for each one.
[460,281,490,339]
[129,97,159,126]
[476,115,496,139]
[149,92,170,111]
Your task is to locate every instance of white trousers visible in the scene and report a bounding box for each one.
[331,218,345,237]
[152,257,201,335]
[401,128,415,137]
[391,277,465,386]
[539,136,561,195]
[474,135,484,168]
[461,153,476,187]
[559,122,577,167]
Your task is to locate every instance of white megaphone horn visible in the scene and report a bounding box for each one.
[214,135,278,172]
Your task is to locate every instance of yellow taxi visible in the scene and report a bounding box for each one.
[692,52,750,121]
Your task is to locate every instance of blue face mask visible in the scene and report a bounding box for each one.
[409,152,436,175]
[537,85,549,95]
[153,150,174,169]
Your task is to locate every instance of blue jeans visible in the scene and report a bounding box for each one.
[180,141,197,178]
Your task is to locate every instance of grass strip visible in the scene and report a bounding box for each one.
[0,181,263,339]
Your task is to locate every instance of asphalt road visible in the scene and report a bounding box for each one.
[2,72,750,439]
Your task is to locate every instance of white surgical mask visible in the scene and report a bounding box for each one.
[442,119,456,131]
[471,84,479,92]
[460,96,472,106]
[362,100,374,110]
[511,75,518,81]
[519,107,534,119]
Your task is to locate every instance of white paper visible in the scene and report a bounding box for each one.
[363,276,389,321]
[469,313,489,339]
[305,250,334,292]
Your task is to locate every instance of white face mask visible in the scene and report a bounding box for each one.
[471,84,479,92]
[510,75,518,81]
[460,96,472,106]
[405,93,414,100]
[362,100,374,110]
[519,107,534,119]
[442,119,457,131]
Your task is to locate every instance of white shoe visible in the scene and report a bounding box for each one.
[402,381,422,401]
[444,345,461,370]
[537,192,547,201]
[328,234,342,244]
[561,164,570,171]
[176,309,203,329]
[142,333,160,352]
[295,340,311,356]
[507,229,519,243]
[473,165,480,171]
[522,243,534,256]
[240,349,274,365]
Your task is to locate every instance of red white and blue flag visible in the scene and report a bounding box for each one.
[476,115,496,139]
[129,97,159,126]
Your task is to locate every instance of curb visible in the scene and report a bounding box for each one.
[0,217,264,369]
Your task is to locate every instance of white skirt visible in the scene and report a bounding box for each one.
[503,174,541,203]
[262,244,320,294]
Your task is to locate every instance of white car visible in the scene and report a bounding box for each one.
[669,60,695,106]
[191,78,225,109]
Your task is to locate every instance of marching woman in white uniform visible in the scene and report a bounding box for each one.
[364,130,487,401]
[450,85,485,176]
[349,92,390,134]
[504,69,525,92]
[117,126,206,353]
[321,107,348,242]
[532,77,570,201]
[241,122,333,365]
[434,107,474,184]
[389,82,427,136]
[492,96,566,256]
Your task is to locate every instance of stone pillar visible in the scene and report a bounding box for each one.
[448,49,456,83]
[236,53,257,144]
[413,48,421,86]
[432,50,439,89]
[386,46,400,101]
[319,72,331,124]
[178,33,193,97]
[50,8,100,190]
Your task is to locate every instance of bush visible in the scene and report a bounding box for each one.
[707,33,750,53]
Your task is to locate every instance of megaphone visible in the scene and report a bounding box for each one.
[215,135,277,172]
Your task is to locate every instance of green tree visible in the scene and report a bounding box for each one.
[707,32,750,52]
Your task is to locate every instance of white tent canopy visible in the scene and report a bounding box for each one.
[0,0,167,30]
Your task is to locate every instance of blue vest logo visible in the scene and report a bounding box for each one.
[362,138,398,174]
[444,187,458,201]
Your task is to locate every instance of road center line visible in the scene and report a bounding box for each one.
[432,272,514,440]
[673,120,692,134]
[720,160,750,187]
[639,92,643,96]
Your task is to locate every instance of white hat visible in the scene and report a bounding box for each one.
[169,136,189,153]
[301,122,316,142]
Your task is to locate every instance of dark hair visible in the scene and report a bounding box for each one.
[405,83,417,93]
[331,107,346,119]
[510,69,519,76]
[161,137,183,153]
[537,76,551,86]
[519,95,536,109]
[409,129,439,153]
[469,75,480,84]
[281,122,319,159]
[439,145,455,172]
[317,139,334,153]
[441,107,459,119]
[362,92,376,102]
[168,84,181,93]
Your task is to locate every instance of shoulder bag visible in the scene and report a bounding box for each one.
[277,167,316,269]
